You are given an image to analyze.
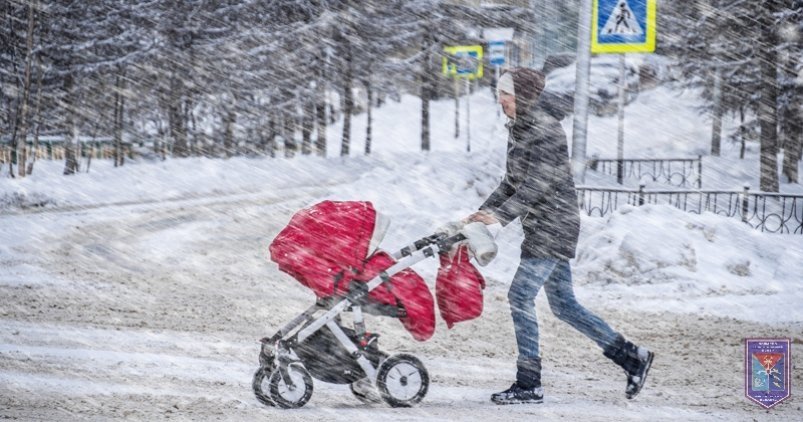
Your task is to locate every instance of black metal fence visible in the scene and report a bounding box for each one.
[577,185,803,235]
[588,156,703,189]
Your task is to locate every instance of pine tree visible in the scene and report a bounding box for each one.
[671,0,801,191]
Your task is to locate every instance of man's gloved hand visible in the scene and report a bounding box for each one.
[464,210,499,225]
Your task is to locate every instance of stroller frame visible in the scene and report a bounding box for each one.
[254,230,466,408]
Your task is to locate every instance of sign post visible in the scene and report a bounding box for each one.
[454,77,460,139]
[466,77,471,152]
[488,40,506,118]
[483,27,513,117]
[572,0,594,183]
[443,45,483,153]
[591,0,656,184]
[617,54,627,184]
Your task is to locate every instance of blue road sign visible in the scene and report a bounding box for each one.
[488,41,505,66]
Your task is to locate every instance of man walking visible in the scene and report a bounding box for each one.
[466,67,654,405]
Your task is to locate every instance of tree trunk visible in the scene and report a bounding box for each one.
[188,99,197,156]
[341,38,353,157]
[710,69,723,157]
[193,131,205,158]
[758,4,779,192]
[267,112,276,158]
[739,105,747,160]
[26,57,43,176]
[365,79,372,155]
[154,122,163,159]
[183,97,194,156]
[783,114,801,183]
[114,69,126,167]
[12,2,36,178]
[782,77,801,183]
[781,45,801,183]
[315,82,327,157]
[169,72,188,158]
[63,74,80,175]
[420,33,432,152]
[224,108,235,158]
[284,112,296,158]
[301,93,313,155]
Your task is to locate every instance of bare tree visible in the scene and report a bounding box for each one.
[758,1,781,192]
[13,1,37,177]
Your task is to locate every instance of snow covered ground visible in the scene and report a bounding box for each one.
[1,82,801,420]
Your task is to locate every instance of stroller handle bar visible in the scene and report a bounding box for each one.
[392,231,463,261]
[392,221,497,266]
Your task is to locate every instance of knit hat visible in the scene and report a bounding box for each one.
[497,72,515,96]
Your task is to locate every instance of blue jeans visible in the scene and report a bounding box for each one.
[508,258,621,386]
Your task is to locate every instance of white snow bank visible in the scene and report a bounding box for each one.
[574,205,803,323]
[0,155,362,211]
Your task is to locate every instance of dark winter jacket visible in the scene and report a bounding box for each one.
[480,68,581,260]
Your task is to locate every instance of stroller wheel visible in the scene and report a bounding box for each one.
[375,354,429,408]
[268,364,314,409]
[350,377,381,404]
[252,367,275,407]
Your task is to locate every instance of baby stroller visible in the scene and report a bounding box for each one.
[253,201,497,409]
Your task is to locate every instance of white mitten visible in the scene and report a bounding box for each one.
[460,222,499,267]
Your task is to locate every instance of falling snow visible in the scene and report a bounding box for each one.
[1,1,802,420]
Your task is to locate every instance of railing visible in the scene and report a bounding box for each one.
[588,156,703,189]
[577,185,803,235]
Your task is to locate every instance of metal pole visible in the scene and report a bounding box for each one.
[543,0,553,62]
[454,77,460,139]
[711,67,723,156]
[741,185,750,223]
[529,0,543,68]
[617,54,626,185]
[697,155,703,189]
[465,77,471,152]
[495,65,501,118]
[571,0,593,183]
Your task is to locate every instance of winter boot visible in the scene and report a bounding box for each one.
[491,356,543,404]
[604,336,654,399]
[491,382,544,405]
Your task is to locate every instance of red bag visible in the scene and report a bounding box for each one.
[387,268,436,342]
[435,245,486,328]
[356,251,436,342]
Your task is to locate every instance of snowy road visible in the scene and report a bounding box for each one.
[1,181,801,420]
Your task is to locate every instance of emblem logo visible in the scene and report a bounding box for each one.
[745,338,791,409]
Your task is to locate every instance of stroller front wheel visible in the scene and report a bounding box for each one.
[375,354,429,407]
[252,367,274,407]
[253,364,314,409]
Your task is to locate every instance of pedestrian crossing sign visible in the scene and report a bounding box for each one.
[592,0,656,54]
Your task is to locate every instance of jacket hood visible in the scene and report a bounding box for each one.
[504,67,545,119]
[534,90,573,121]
